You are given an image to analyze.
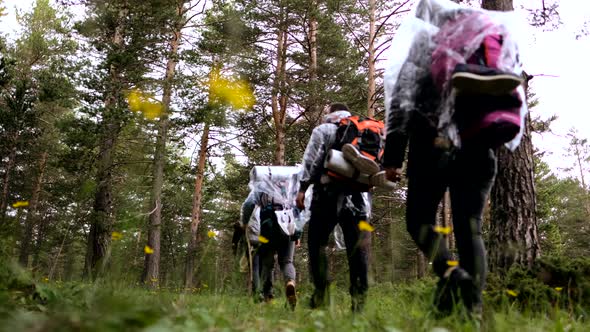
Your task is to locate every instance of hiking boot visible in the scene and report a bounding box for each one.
[452,63,523,95]
[351,294,366,313]
[309,290,327,309]
[342,143,380,175]
[263,293,275,303]
[286,280,297,310]
[433,267,473,316]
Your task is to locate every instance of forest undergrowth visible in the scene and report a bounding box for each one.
[1,258,588,332]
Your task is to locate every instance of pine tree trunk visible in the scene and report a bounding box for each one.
[84,7,127,280]
[416,250,426,278]
[489,113,540,270]
[482,0,540,271]
[482,0,513,11]
[272,7,288,166]
[0,133,18,220]
[142,5,183,288]
[184,123,210,288]
[19,150,48,267]
[367,0,377,117]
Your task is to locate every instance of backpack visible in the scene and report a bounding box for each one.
[453,92,522,148]
[325,116,385,190]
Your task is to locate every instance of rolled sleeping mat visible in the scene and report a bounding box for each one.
[325,149,370,184]
[249,165,299,183]
[325,150,396,190]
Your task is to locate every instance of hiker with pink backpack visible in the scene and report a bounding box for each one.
[383,0,528,318]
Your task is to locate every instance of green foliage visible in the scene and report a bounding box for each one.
[486,256,590,317]
[1,259,588,332]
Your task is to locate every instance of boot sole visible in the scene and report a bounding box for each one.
[342,144,380,175]
[286,284,297,310]
[452,72,523,95]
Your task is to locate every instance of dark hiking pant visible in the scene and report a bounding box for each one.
[307,185,371,304]
[257,209,296,298]
[406,138,497,306]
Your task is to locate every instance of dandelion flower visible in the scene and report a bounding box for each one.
[12,201,29,208]
[434,226,452,235]
[358,221,375,232]
[258,235,269,244]
[555,287,563,292]
[446,260,459,267]
[111,231,123,240]
[208,67,255,110]
[506,289,518,297]
[207,230,216,238]
[144,245,154,254]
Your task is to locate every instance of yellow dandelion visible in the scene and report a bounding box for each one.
[111,231,123,241]
[142,101,163,120]
[358,220,375,232]
[126,90,164,120]
[127,90,142,112]
[208,67,255,110]
[12,201,29,208]
[144,245,154,254]
[446,260,459,267]
[207,230,216,238]
[258,235,269,244]
[506,289,518,297]
[434,226,452,235]
[555,287,563,292]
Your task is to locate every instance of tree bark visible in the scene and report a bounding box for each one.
[19,150,48,267]
[482,0,513,11]
[184,123,210,288]
[367,0,377,117]
[142,3,183,289]
[272,6,288,166]
[84,6,127,280]
[0,133,18,221]
[482,0,540,272]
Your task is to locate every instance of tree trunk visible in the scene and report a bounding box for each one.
[482,0,540,271]
[441,190,454,251]
[184,123,210,288]
[19,150,48,267]
[0,133,18,221]
[367,0,377,117]
[84,7,126,280]
[482,0,513,11]
[142,4,183,288]
[416,250,426,278]
[272,7,288,166]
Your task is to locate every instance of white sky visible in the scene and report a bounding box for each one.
[1,0,589,178]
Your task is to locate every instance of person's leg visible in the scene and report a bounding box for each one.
[258,243,276,301]
[277,239,297,309]
[251,246,261,296]
[338,192,371,312]
[307,186,338,308]
[405,143,453,278]
[449,147,497,312]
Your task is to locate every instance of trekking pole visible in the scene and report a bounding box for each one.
[245,229,254,296]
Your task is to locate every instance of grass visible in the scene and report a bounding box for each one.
[1,267,588,332]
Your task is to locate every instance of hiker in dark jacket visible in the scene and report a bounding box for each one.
[383,0,527,317]
[296,103,372,313]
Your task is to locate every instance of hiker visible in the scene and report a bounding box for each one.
[296,103,374,313]
[241,166,303,309]
[383,0,527,317]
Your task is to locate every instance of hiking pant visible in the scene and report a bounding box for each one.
[258,235,296,298]
[406,138,496,306]
[307,185,371,302]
